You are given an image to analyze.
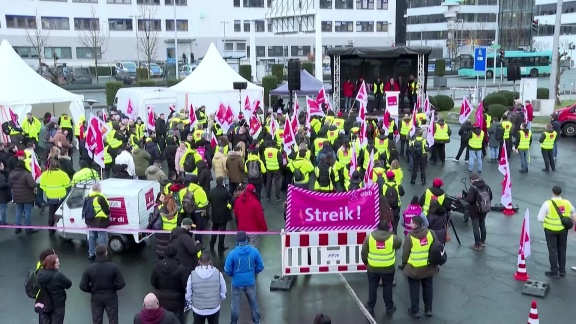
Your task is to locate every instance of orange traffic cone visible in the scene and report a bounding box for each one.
[502,203,515,216]
[514,252,530,281]
[527,300,539,324]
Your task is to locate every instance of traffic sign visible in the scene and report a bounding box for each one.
[474,47,487,72]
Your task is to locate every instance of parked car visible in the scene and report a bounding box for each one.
[115,61,137,84]
[554,103,576,137]
[179,64,197,80]
[141,63,163,78]
[73,67,93,84]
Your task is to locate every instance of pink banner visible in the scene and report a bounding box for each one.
[286,185,380,232]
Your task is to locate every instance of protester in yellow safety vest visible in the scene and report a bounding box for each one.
[539,123,557,172]
[401,215,438,318]
[349,124,360,141]
[514,123,532,173]
[263,143,283,201]
[467,125,484,173]
[389,159,403,186]
[84,182,111,259]
[289,150,314,189]
[336,141,352,166]
[22,113,42,143]
[134,118,145,141]
[22,142,37,173]
[197,106,208,127]
[7,115,24,147]
[538,185,576,278]
[74,115,86,140]
[274,126,285,149]
[399,114,412,158]
[373,78,385,111]
[169,114,182,130]
[501,115,513,156]
[39,159,71,232]
[326,126,339,145]
[58,113,74,142]
[213,122,224,137]
[408,76,418,108]
[416,111,427,127]
[362,145,380,171]
[193,125,204,143]
[371,161,387,184]
[374,134,389,162]
[178,176,209,244]
[419,178,446,214]
[314,155,336,192]
[71,160,100,185]
[310,118,322,135]
[332,112,346,131]
[313,136,328,159]
[129,131,140,150]
[431,120,451,166]
[361,210,401,316]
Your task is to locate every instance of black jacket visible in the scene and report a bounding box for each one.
[458,121,473,144]
[163,137,177,171]
[169,227,201,274]
[58,156,75,179]
[465,179,493,219]
[146,140,162,165]
[155,119,167,137]
[0,170,12,203]
[8,165,36,204]
[36,269,72,308]
[208,185,233,224]
[150,256,188,312]
[427,210,448,245]
[196,161,211,194]
[79,255,126,298]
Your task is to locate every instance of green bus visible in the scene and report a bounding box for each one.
[457,50,552,78]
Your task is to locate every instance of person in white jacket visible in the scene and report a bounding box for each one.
[114,147,136,177]
[186,253,226,323]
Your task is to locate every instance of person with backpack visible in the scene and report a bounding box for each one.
[419,178,445,215]
[36,254,72,324]
[178,175,209,246]
[346,171,363,191]
[83,182,111,260]
[25,248,56,324]
[180,143,203,180]
[289,149,314,189]
[487,118,503,163]
[409,130,428,185]
[245,145,266,200]
[382,171,405,234]
[402,216,439,318]
[149,193,179,260]
[151,245,188,324]
[401,196,429,236]
[465,173,493,250]
[314,155,336,193]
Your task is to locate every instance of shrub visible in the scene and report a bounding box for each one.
[497,90,519,106]
[137,80,157,87]
[89,66,115,77]
[166,79,181,87]
[136,68,149,81]
[428,96,438,110]
[301,62,314,75]
[433,95,454,111]
[537,87,549,99]
[271,64,284,84]
[434,59,446,77]
[488,104,508,120]
[239,64,252,81]
[105,82,123,107]
[482,94,508,108]
[262,75,278,106]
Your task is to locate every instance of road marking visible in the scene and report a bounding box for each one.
[338,273,378,324]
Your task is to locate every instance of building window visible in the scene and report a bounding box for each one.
[356,0,374,9]
[255,20,265,32]
[268,46,285,57]
[268,21,273,32]
[322,21,332,32]
[256,46,265,57]
[109,18,133,31]
[137,0,160,4]
[166,19,188,31]
[356,21,374,32]
[74,18,99,31]
[44,47,72,59]
[237,43,246,51]
[335,0,353,9]
[335,21,353,32]
[234,20,241,32]
[14,46,39,58]
[244,21,250,32]
[377,0,388,10]
[234,0,240,7]
[5,15,36,29]
[165,0,187,4]
[76,47,102,59]
[291,46,311,56]
[320,0,332,8]
[224,42,234,51]
[376,21,389,32]
[41,17,70,30]
[107,0,131,3]
[138,19,161,31]
[244,0,264,7]
[72,0,98,3]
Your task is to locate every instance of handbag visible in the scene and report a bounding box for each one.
[549,200,574,230]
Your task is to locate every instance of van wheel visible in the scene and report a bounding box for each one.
[486,70,493,78]
[530,69,538,77]
[561,122,576,137]
[109,236,127,253]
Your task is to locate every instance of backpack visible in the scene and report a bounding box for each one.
[182,188,198,214]
[316,164,331,187]
[148,211,162,230]
[376,174,385,190]
[292,165,305,183]
[172,192,182,211]
[348,181,361,191]
[495,126,504,141]
[183,154,197,173]
[428,236,447,266]
[384,184,399,208]
[82,196,97,222]
[476,187,492,214]
[1,121,9,136]
[411,139,424,156]
[24,270,40,299]
[247,160,261,180]
[196,146,207,162]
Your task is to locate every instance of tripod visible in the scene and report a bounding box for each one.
[446,212,461,245]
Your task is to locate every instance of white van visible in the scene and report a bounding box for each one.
[55,179,160,253]
[114,87,178,121]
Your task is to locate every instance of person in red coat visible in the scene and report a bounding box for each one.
[343,78,355,112]
[384,77,400,92]
[233,183,267,248]
[524,100,534,130]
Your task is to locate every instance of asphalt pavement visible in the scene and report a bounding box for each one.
[1,132,576,323]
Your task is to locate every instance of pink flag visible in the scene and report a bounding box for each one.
[86,115,106,168]
[306,96,324,117]
[382,109,391,135]
[393,117,400,143]
[249,114,262,138]
[499,145,513,208]
[358,119,367,147]
[357,100,367,124]
[291,110,299,135]
[363,149,374,186]
[126,99,135,120]
[188,104,197,131]
[316,87,326,106]
[101,108,107,123]
[282,115,296,154]
[522,106,529,124]
[423,95,431,117]
[475,102,484,129]
[210,131,218,148]
[146,106,155,133]
[215,103,231,133]
[269,115,278,136]
[459,97,473,124]
[349,144,358,178]
[355,80,368,105]
[519,209,531,258]
[244,95,252,117]
[8,107,20,128]
[252,100,261,114]
[30,151,42,181]
[426,111,435,148]
[409,104,418,137]
[169,104,176,113]
[225,105,235,125]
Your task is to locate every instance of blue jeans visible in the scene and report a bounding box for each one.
[0,203,7,223]
[344,97,352,111]
[519,150,528,171]
[468,150,482,172]
[489,147,498,160]
[15,203,33,226]
[88,230,108,257]
[231,285,260,324]
[553,141,557,159]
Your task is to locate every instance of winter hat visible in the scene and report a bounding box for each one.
[432,178,444,187]
[246,183,256,193]
[182,218,194,226]
[15,150,25,158]
[337,111,343,117]
[386,171,395,179]
[236,230,248,243]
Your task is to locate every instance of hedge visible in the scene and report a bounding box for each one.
[433,95,454,111]
[89,66,115,77]
[537,87,549,99]
[239,65,252,81]
[271,64,284,84]
[497,90,519,106]
[482,94,508,108]
[301,62,314,75]
[137,80,157,87]
[434,59,446,77]
[166,79,181,87]
[488,104,508,120]
[105,82,123,107]
[262,75,278,106]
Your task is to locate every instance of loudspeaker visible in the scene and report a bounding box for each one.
[233,82,247,90]
[507,64,521,81]
[288,59,301,91]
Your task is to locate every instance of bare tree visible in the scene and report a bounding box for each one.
[532,41,549,52]
[77,7,109,83]
[137,5,159,79]
[25,14,49,70]
[553,42,574,105]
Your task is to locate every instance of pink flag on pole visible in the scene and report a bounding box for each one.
[126,99,135,120]
[225,105,235,125]
[459,97,473,124]
[519,209,531,258]
[409,104,418,137]
[355,80,368,105]
[363,149,374,186]
[316,87,326,106]
[86,115,106,169]
[249,114,262,138]
[169,104,176,113]
[349,144,358,178]
[8,107,20,128]
[358,119,367,147]
[188,104,197,131]
[499,145,513,208]
[215,103,231,133]
[304,112,311,137]
[382,109,391,135]
[30,151,42,181]
[475,102,484,129]
[244,95,252,118]
[146,106,155,133]
[210,131,218,148]
[426,111,435,148]
[357,100,367,124]
[423,95,431,118]
[269,115,278,136]
[306,96,324,117]
[282,116,296,154]
[291,110,299,135]
[101,108,107,123]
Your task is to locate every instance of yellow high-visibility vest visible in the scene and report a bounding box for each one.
[543,198,571,232]
[367,235,395,267]
[541,131,557,150]
[407,231,433,268]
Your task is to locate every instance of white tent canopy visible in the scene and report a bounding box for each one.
[170,43,263,116]
[0,39,84,124]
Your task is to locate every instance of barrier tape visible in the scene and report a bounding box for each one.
[0,224,281,236]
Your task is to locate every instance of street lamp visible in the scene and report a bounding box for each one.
[129,15,142,65]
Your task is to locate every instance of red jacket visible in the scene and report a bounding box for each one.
[525,104,534,122]
[343,81,354,98]
[233,191,268,232]
[384,81,400,92]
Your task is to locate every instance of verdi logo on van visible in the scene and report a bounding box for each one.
[108,197,128,225]
[144,188,155,209]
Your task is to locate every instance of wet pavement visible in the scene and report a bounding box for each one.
[1,131,576,323]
